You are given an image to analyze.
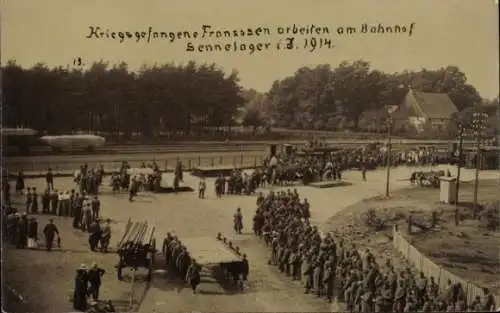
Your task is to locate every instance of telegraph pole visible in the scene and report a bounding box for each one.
[472,112,488,215]
[455,124,464,205]
[385,116,393,198]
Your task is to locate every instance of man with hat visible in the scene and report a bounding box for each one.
[43,219,59,251]
[46,167,54,190]
[88,218,101,251]
[186,259,201,294]
[27,217,38,249]
[100,218,111,253]
[73,264,89,311]
[87,262,106,301]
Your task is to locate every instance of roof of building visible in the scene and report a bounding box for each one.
[411,91,458,119]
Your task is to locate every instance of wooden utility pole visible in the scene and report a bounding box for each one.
[455,124,464,206]
[385,117,393,198]
[472,112,488,215]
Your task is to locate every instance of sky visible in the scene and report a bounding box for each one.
[2,0,499,99]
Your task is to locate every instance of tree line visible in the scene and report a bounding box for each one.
[3,60,244,136]
[255,61,498,135]
[3,59,498,138]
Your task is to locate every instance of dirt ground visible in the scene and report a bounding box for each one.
[4,166,498,313]
[323,178,500,295]
[4,175,337,313]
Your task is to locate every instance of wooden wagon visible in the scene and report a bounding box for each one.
[115,219,157,281]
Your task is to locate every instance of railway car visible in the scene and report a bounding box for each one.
[39,134,106,152]
[1,127,39,153]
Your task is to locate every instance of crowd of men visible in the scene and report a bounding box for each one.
[214,169,259,197]
[251,190,497,312]
[257,144,452,186]
[161,233,203,293]
[73,263,108,311]
[4,164,112,254]
[161,232,250,293]
[3,207,61,251]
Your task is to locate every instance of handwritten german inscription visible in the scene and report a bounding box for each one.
[85,23,416,54]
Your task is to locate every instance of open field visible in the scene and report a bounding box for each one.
[323,178,500,296]
[5,175,336,313]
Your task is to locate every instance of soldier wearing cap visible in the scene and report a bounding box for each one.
[87,262,105,301]
[43,219,59,251]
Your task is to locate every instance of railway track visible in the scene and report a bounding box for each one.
[5,143,266,156]
[6,150,268,172]
[6,139,477,157]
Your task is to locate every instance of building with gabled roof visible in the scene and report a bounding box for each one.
[392,89,458,133]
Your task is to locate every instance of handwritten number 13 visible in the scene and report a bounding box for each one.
[73,57,83,66]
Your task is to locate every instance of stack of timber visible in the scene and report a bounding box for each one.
[116,219,157,281]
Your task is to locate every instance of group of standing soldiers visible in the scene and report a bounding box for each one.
[16,164,110,253]
[162,233,202,293]
[251,190,497,312]
[161,232,250,293]
[3,206,61,251]
[214,169,259,197]
[74,164,105,195]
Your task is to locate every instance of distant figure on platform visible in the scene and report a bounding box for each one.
[25,187,32,212]
[174,159,183,194]
[31,187,39,214]
[129,177,138,201]
[198,177,206,199]
[16,170,25,194]
[2,180,11,207]
[175,158,183,182]
[46,167,54,190]
[91,195,100,222]
[234,207,243,234]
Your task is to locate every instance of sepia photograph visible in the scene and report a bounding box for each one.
[1,0,499,312]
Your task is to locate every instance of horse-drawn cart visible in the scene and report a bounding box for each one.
[115,219,157,281]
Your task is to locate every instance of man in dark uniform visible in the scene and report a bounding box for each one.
[31,187,39,214]
[25,187,32,213]
[50,189,59,215]
[88,219,101,251]
[87,262,106,301]
[46,167,54,190]
[72,195,82,229]
[240,254,249,289]
[186,259,201,294]
[91,195,100,222]
[43,219,59,251]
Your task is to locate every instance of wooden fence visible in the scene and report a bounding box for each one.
[392,226,499,307]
